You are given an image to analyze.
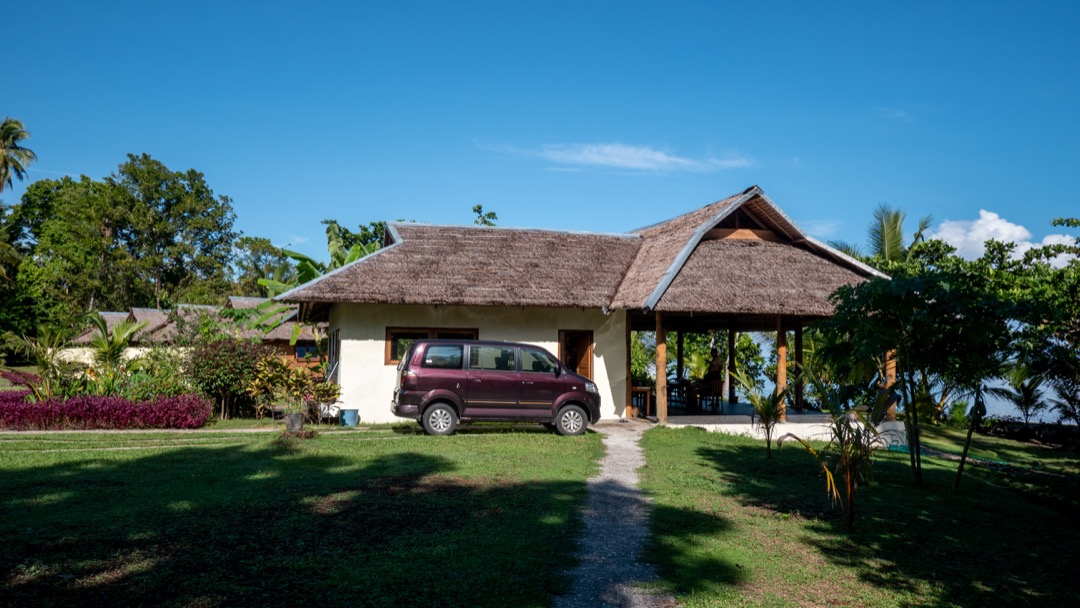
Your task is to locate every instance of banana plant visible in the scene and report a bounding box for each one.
[254,221,380,345]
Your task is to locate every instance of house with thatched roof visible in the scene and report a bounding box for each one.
[280,186,883,425]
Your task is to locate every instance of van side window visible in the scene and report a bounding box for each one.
[422,344,463,369]
[469,346,516,371]
[521,347,558,373]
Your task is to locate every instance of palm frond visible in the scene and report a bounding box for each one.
[828,240,864,260]
[869,204,906,262]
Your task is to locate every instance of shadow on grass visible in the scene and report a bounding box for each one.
[691,437,1080,608]
[0,439,586,607]
[644,503,745,595]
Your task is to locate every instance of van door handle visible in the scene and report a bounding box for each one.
[522,380,534,385]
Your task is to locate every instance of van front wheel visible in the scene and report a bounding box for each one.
[422,403,458,436]
[555,405,587,436]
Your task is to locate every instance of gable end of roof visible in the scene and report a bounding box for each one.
[641,186,762,310]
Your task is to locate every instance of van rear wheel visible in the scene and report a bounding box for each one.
[555,405,587,436]
[422,403,458,436]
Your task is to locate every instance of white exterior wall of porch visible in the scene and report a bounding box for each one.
[329,303,629,424]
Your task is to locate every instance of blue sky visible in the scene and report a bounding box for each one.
[4,1,1079,261]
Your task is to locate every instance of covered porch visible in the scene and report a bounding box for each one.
[625,310,824,424]
[608,187,886,426]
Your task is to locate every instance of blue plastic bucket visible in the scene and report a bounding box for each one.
[340,409,360,427]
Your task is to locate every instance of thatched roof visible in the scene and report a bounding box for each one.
[226,296,267,310]
[654,239,868,316]
[279,186,884,319]
[609,191,746,309]
[129,308,172,336]
[279,223,641,309]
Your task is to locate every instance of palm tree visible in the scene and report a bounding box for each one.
[0,117,38,193]
[989,363,1047,425]
[0,219,19,284]
[829,204,931,264]
[85,314,147,371]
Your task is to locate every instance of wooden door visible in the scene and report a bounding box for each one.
[558,330,593,379]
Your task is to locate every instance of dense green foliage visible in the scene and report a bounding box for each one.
[3,154,239,330]
[818,217,1080,486]
[186,337,275,419]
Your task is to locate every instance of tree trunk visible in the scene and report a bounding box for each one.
[955,414,977,490]
[901,369,923,486]
[846,472,856,532]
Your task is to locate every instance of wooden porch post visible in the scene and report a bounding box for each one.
[727,329,737,404]
[656,312,668,424]
[794,323,804,410]
[883,349,898,421]
[776,317,788,422]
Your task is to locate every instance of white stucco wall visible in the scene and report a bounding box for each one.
[329,303,629,424]
[58,347,153,366]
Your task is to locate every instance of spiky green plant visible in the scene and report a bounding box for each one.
[731,369,792,459]
[777,371,891,531]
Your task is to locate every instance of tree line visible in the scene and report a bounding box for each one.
[0,118,499,341]
[0,152,295,334]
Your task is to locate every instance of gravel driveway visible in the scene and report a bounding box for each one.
[554,419,676,608]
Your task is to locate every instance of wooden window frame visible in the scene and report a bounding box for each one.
[384,327,479,365]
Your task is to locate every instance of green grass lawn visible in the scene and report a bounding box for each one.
[0,425,603,607]
[641,426,1080,608]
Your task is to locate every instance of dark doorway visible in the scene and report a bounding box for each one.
[558,330,594,379]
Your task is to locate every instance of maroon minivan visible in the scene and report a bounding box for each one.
[392,339,601,435]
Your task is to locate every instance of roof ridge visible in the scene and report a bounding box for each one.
[629,188,754,234]
[388,221,639,240]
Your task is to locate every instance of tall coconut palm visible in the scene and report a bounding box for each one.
[0,117,38,193]
[829,204,931,264]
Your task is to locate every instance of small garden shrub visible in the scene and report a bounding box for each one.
[0,394,213,430]
[121,347,191,401]
[187,337,274,419]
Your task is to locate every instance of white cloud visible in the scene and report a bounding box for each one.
[478,140,752,173]
[875,106,914,123]
[285,234,310,245]
[800,219,842,239]
[928,210,1076,267]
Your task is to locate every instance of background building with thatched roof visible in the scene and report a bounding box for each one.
[280,186,882,424]
[65,298,321,366]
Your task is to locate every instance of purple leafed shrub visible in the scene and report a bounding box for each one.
[0,394,213,430]
[1,369,40,386]
[0,390,32,406]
